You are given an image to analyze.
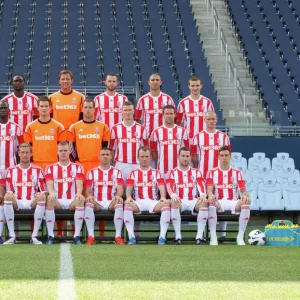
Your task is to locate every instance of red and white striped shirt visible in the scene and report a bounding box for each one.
[0,121,23,170]
[166,167,206,200]
[94,92,128,129]
[206,167,245,201]
[150,125,189,175]
[0,172,4,186]
[126,168,164,200]
[191,130,231,178]
[135,92,175,137]
[45,162,85,200]
[2,92,38,133]
[5,164,46,200]
[85,166,124,201]
[177,96,214,139]
[109,122,148,164]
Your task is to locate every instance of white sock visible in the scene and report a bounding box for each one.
[196,207,208,240]
[159,207,171,239]
[238,205,250,238]
[220,221,227,237]
[32,201,46,238]
[171,208,181,240]
[45,208,55,238]
[124,205,135,238]
[4,201,15,238]
[0,205,4,236]
[114,204,123,237]
[84,204,95,237]
[208,205,217,238]
[74,207,84,237]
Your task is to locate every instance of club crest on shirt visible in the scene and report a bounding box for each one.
[95,127,99,132]
[202,105,206,111]
[190,175,195,181]
[176,133,180,139]
[30,175,36,182]
[50,128,55,134]
[111,175,115,180]
[72,98,77,103]
[8,129,13,135]
[118,100,122,106]
[71,170,75,177]
[134,131,140,138]
[25,103,29,108]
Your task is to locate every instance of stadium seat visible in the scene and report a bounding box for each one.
[276,164,300,184]
[252,162,276,184]
[248,182,259,210]
[272,152,295,170]
[258,177,284,210]
[231,152,248,170]
[248,152,271,171]
[283,177,300,211]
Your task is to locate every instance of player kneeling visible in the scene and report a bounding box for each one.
[206,146,251,246]
[166,147,208,245]
[124,146,170,245]
[3,143,46,244]
[84,148,125,245]
[44,141,85,244]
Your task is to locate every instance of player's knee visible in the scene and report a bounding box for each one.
[4,193,14,202]
[37,193,46,202]
[74,198,84,207]
[170,202,180,209]
[46,199,55,209]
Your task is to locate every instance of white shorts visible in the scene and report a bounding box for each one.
[96,200,113,210]
[115,161,139,181]
[181,199,197,215]
[58,199,73,210]
[217,199,239,215]
[135,199,159,214]
[16,199,33,210]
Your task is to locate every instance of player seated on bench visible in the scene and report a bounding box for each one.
[124,146,170,245]
[84,147,125,245]
[3,143,46,244]
[166,147,208,245]
[44,141,85,244]
[206,146,251,246]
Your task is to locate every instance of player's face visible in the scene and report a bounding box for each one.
[188,80,202,97]
[178,150,191,167]
[0,101,10,118]
[205,113,217,129]
[100,150,112,164]
[59,73,73,90]
[122,104,134,120]
[138,150,151,168]
[148,75,162,91]
[163,108,176,125]
[82,102,95,118]
[38,101,51,116]
[105,75,118,92]
[219,150,231,166]
[57,145,70,160]
[19,147,32,164]
[12,76,25,92]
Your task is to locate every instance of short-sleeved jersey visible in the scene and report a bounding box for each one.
[191,130,231,178]
[109,122,148,164]
[85,166,124,201]
[150,125,189,174]
[1,92,38,133]
[49,90,85,129]
[45,162,85,200]
[177,96,214,139]
[206,167,246,201]
[135,92,175,137]
[0,121,23,170]
[126,167,164,200]
[6,164,46,200]
[94,92,128,129]
[24,119,65,164]
[166,167,206,201]
[68,120,110,162]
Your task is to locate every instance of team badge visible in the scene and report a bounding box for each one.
[176,133,180,139]
[118,100,122,106]
[50,128,54,134]
[71,171,75,177]
[191,175,195,181]
[25,103,29,108]
[111,175,115,180]
[95,127,99,132]
[72,98,77,103]
[8,129,13,135]
[135,131,140,138]
[30,175,36,182]
[202,105,206,111]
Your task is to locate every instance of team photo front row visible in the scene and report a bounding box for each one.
[0,143,251,246]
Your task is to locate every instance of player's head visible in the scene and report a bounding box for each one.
[178,147,191,167]
[104,73,118,92]
[205,111,217,129]
[188,75,202,96]
[122,101,134,121]
[82,99,95,120]
[18,143,32,164]
[99,147,112,165]
[138,146,151,168]
[37,96,51,117]
[12,74,25,92]
[162,105,176,125]
[148,73,162,91]
[58,69,73,90]
[218,146,231,166]
[57,141,71,162]
[0,100,10,120]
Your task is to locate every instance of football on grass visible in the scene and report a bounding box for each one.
[248,230,266,245]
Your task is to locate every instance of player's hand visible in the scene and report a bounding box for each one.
[171,195,181,203]
[85,195,96,204]
[197,195,208,203]
[125,197,134,204]
[75,193,85,202]
[114,195,124,203]
[241,193,251,205]
[208,194,217,204]
[34,192,46,202]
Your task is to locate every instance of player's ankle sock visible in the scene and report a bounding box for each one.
[220,221,227,237]
[159,206,171,239]
[124,205,135,238]
[114,204,123,237]
[171,208,181,239]
[32,201,46,238]
[238,205,250,238]
[196,207,208,240]
[45,208,55,238]
[0,205,4,236]
[74,207,84,237]
[84,204,95,237]
[208,205,217,238]
[4,201,15,238]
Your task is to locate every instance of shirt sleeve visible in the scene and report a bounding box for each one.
[85,171,94,188]
[16,125,24,145]
[126,171,135,186]
[208,100,215,112]
[102,124,110,142]
[166,170,176,197]
[76,164,85,181]
[44,166,53,182]
[57,123,66,142]
[23,124,32,143]
[183,129,190,148]
[237,171,246,191]
[196,170,206,195]
[190,134,198,155]
[109,127,116,150]
[176,101,184,123]
[135,98,143,121]
[150,131,158,152]
[156,171,165,186]
[116,169,124,186]
[225,135,231,151]
[93,96,99,120]
[33,98,39,116]
[38,169,47,192]
[67,124,76,143]
[206,170,214,186]
[141,126,149,147]
[0,173,4,186]
[168,96,176,107]
[5,169,14,192]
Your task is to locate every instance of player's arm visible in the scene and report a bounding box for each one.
[150,131,158,167]
[191,154,198,169]
[135,99,143,124]
[45,179,56,200]
[206,175,217,203]
[238,177,250,204]
[166,175,181,203]
[0,179,5,205]
[158,183,166,200]
[176,103,184,127]
[125,175,134,203]
[101,124,110,148]
[196,172,207,202]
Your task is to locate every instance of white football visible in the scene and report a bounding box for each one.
[248,229,266,245]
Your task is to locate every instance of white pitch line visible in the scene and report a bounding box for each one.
[58,244,76,300]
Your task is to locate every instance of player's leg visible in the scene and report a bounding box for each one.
[219,221,227,240]
[208,201,221,246]
[0,197,4,244]
[235,200,250,246]
[45,196,62,244]
[3,193,18,244]
[123,201,139,245]
[153,200,171,245]
[194,200,209,245]
[30,193,46,244]
[69,197,85,244]
[170,201,182,244]
[84,199,101,245]
[108,198,125,245]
